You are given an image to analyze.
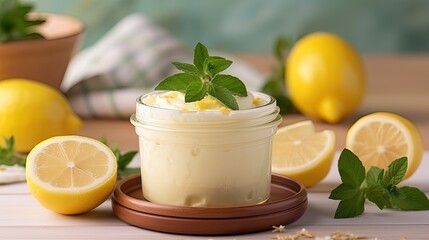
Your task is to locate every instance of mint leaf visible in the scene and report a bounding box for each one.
[185,80,206,102]
[329,183,361,201]
[366,183,390,209]
[155,73,200,92]
[260,36,298,114]
[390,186,429,210]
[118,167,140,178]
[366,166,384,186]
[0,136,26,167]
[331,148,429,218]
[116,151,138,170]
[261,78,298,115]
[211,74,248,97]
[100,137,139,180]
[334,192,365,218]
[193,42,209,72]
[384,157,407,186]
[155,42,247,110]
[338,149,365,187]
[208,84,239,110]
[204,58,232,76]
[172,62,199,76]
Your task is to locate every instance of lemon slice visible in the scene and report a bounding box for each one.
[272,120,336,187]
[26,136,117,214]
[346,112,424,180]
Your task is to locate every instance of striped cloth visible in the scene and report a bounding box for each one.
[62,13,265,119]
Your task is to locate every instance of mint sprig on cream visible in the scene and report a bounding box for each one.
[155,42,247,110]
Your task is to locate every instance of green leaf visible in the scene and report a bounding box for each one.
[390,186,429,210]
[366,166,384,186]
[155,42,247,109]
[211,74,247,97]
[338,149,366,187]
[208,84,239,110]
[261,79,298,114]
[203,58,232,76]
[155,73,200,92]
[0,0,45,42]
[100,137,140,179]
[185,80,207,102]
[0,136,26,167]
[329,183,361,201]
[261,78,284,96]
[118,167,140,177]
[275,95,298,114]
[193,42,209,72]
[274,36,291,60]
[366,183,390,210]
[384,157,407,186]
[330,149,429,218]
[172,62,199,76]
[117,151,138,170]
[334,192,365,218]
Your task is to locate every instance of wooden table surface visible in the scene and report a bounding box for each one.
[1,55,429,239]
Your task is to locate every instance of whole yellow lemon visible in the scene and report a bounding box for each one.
[286,32,365,123]
[0,79,82,152]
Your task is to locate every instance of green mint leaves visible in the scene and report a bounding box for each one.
[0,136,26,167]
[0,0,46,42]
[261,36,298,114]
[329,149,429,218]
[100,137,139,179]
[155,42,247,110]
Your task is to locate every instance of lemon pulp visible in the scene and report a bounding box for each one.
[26,136,117,214]
[346,112,424,180]
[272,120,336,187]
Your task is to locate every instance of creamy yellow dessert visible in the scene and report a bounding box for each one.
[132,90,281,207]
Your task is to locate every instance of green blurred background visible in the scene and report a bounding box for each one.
[30,0,429,53]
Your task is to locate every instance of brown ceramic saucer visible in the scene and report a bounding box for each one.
[111,174,307,235]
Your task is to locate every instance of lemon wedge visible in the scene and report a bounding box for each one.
[26,136,117,215]
[346,112,424,180]
[272,120,336,187]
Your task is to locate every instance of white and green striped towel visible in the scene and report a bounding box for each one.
[61,13,265,119]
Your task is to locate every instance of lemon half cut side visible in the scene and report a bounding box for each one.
[26,135,117,215]
[346,112,424,180]
[272,120,336,187]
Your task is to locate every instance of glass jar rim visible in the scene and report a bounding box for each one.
[131,112,282,133]
[135,91,278,124]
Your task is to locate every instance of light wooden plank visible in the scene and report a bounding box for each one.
[0,225,426,239]
[0,182,29,195]
[0,196,122,227]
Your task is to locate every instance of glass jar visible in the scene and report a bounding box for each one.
[130,91,281,207]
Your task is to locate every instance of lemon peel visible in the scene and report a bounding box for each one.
[346,112,424,180]
[26,135,117,214]
[286,32,365,123]
[0,79,82,152]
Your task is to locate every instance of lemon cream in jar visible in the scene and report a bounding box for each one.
[131,90,281,207]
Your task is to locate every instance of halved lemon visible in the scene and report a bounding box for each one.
[272,120,336,187]
[346,112,424,180]
[26,136,117,215]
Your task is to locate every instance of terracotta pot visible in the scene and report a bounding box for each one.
[0,13,84,89]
